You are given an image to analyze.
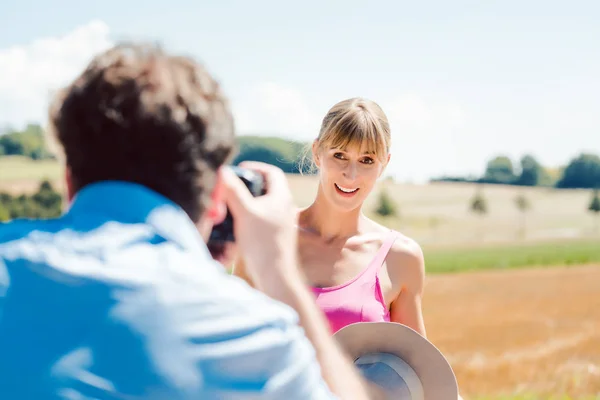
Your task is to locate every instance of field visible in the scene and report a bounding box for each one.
[286,174,599,247]
[0,156,63,193]
[2,156,599,248]
[2,156,600,399]
[425,264,600,399]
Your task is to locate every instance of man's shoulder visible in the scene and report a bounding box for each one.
[0,219,335,399]
[0,217,61,245]
[0,215,152,283]
[0,217,73,284]
[0,214,299,332]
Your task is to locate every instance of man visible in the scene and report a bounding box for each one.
[0,43,372,399]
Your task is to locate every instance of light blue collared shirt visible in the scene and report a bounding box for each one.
[0,181,336,399]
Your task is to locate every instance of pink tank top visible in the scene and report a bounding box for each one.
[311,230,400,334]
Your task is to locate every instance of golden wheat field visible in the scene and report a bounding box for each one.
[424,264,600,399]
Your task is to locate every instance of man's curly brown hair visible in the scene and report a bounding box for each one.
[47,42,236,222]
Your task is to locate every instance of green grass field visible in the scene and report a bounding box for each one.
[424,239,600,274]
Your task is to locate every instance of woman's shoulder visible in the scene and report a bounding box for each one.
[367,219,424,279]
[387,233,425,287]
[389,234,424,266]
[366,218,419,250]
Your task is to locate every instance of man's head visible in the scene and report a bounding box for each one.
[47,42,236,233]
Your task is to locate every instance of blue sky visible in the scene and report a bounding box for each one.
[1,0,598,182]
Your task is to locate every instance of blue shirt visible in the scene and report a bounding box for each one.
[0,181,336,399]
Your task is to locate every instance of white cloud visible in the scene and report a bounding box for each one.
[381,93,468,182]
[0,24,469,182]
[0,20,113,129]
[232,82,322,142]
[384,93,465,133]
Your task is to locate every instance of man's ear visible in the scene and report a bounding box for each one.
[206,168,228,225]
[312,140,321,168]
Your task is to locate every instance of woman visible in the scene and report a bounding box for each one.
[233,97,427,337]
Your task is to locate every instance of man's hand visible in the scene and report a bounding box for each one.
[221,161,372,400]
[221,161,302,294]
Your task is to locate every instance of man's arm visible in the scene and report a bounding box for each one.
[233,253,378,399]
[57,273,341,400]
[221,163,373,399]
[258,262,372,400]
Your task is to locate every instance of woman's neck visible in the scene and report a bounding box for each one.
[300,189,365,241]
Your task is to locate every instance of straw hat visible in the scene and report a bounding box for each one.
[333,322,458,400]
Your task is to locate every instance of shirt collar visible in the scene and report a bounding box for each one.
[65,181,210,256]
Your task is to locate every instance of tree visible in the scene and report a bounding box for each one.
[470,189,488,216]
[469,188,488,239]
[515,154,544,186]
[374,188,398,218]
[482,155,516,185]
[556,153,600,189]
[234,147,289,171]
[514,192,532,238]
[589,188,600,234]
[31,180,63,218]
[0,124,54,160]
[232,136,311,174]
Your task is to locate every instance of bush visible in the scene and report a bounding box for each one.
[470,189,488,216]
[0,180,62,221]
[375,188,398,217]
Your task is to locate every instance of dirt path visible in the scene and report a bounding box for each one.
[423,264,600,398]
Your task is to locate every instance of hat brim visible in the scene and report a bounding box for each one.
[333,322,458,400]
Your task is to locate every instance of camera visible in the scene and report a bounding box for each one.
[208,166,266,243]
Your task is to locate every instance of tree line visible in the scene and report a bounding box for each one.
[1,138,599,236]
[2,124,599,189]
[0,124,55,159]
[431,153,600,190]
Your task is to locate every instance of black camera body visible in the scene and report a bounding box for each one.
[208,166,266,243]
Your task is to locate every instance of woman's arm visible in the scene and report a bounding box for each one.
[387,240,464,399]
[387,238,427,337]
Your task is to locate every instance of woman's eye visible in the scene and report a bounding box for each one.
[333,153,345,160]
[362,157,375,164]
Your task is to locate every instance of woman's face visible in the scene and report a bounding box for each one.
[313,141,389,212]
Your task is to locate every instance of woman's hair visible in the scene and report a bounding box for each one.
[299,97,391,173]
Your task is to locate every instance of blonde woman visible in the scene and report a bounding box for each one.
[234,97,427,337]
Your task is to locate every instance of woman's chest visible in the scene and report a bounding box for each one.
[299,239,400,309]
[298,241,372,287]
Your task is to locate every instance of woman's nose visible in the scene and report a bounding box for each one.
[343,163,358,180]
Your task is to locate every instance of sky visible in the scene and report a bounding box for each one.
[0,0,598,182]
